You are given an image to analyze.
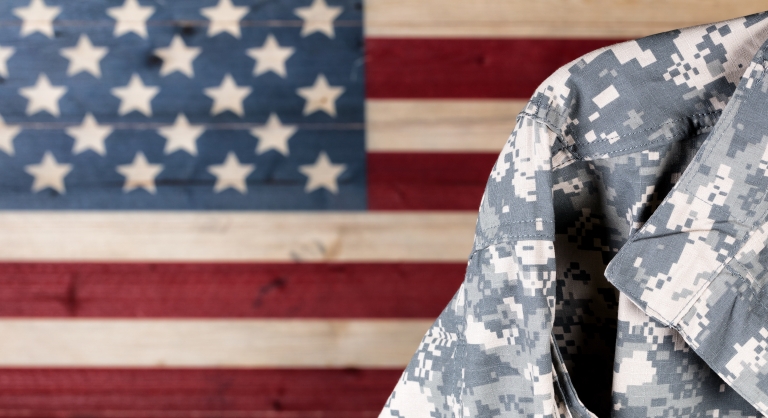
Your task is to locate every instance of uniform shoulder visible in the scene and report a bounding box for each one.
[519,12,768,159]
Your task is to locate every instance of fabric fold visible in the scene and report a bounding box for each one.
[604,39,768,415]
[382,10,768,418]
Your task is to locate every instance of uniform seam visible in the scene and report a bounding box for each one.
[469,234,554,258]
[582,122,718,159]
[481,220,553,229]
[517,111,563,144]
[477,222,553,236]
[723,261,768,314]
[519,113,581,169]
[553,157,578,170]
[572,111,721,146]
[518,106,720,144]
[520,108,721,161]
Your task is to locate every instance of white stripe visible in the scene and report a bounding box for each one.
[365,0,768,38]
[367,99,524,152]
[0,319,431,367]
[0,212,476,261]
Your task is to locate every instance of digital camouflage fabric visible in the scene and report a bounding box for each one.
[380,11,768,418]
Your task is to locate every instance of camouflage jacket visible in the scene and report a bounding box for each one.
[380,11,768,418]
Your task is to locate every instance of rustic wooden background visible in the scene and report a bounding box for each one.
[0,1,767,417]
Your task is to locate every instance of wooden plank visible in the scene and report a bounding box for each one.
[366,38,622,98]
[0,262,464,318]
[0,368,399,413]
[0,411,379,417]
[368,152,496,210]
[0,412,378,418]
[0,319,430,367]
[366,99,525,152]
[365,0,768,38]
[0,212,476,261]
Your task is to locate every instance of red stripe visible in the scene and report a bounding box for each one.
[367,152,496,210]
[0,368,398,414]
[366,38,623,98]
[0,263,463,318]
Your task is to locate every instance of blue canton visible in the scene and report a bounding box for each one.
[0,0,364,209]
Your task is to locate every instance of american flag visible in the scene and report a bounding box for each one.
[0,0,761,416]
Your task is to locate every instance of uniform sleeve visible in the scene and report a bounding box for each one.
[379,115,591,418]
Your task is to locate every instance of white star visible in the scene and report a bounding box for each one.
[298,151,346,194]
[246,34,294,78]
[203,73,252,117]
[159,113,205,155]
[296,74,344,117]
[294,0,342,38]
[154,35,201,78]
[111,73,160,116]
[107,0,156,39]
[13,0,61,39]
[0,46,15,78]
[24,151,72,194]
[19,73,67,117]
[200,0,249,39]
[60,34,109,78]
[250,113,297,156]
[207,151,255,194]
[65,113,113,156]
[0,115,21,155]
[116,151,163,194]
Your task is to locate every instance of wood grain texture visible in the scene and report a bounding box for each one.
[0,412,378,418]
[0,262,464,318]
[0,319,430,367]
[0,412,379,418]
[365,0,768,38]
[366,38,622,98]
[0,368,399,413]
[368,152,496,210]
[366,99,526,152]
[0,212,476,261]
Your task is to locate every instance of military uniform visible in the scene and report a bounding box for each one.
[380,11,768,418]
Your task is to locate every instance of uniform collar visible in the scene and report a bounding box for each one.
[604,15,768,415]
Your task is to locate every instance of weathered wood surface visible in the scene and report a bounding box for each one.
[0,319,431,367]
[0,212,477,261]
[366,0,768,38]
[367,99,526,152]
[368,152,496,210]
[0,368,400,414]
[366,38,623,98]
[0,262,464,318]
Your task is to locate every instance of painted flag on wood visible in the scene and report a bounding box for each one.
[0,0,765,416]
